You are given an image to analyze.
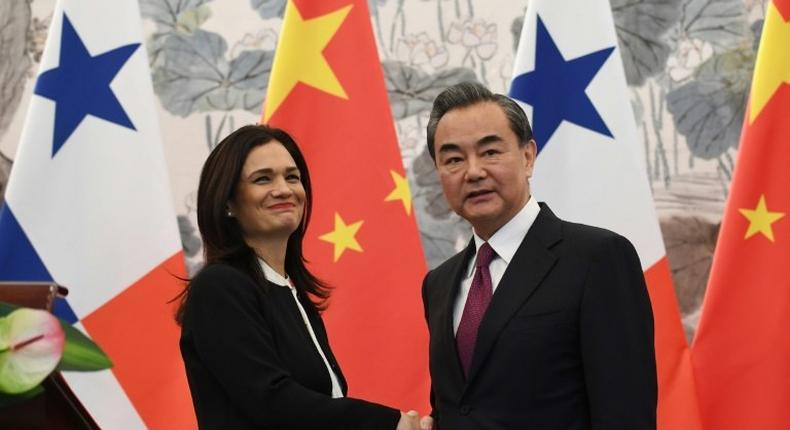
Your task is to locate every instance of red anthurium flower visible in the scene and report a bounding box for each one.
[0,308,65,394]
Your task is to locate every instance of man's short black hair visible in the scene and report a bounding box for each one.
[426,81,534,160]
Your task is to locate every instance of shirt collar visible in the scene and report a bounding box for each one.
[258,258,291,288]
[466,195,540,278]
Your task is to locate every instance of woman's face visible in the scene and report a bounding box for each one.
[228,141,306,242]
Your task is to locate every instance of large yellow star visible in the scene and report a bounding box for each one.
[738,194,785,242]
[749,2,790,123]
[384,170,412,215]
[319,213,364,262]
[263,1,352,122]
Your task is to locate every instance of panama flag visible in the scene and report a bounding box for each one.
[0,1,195,428]
[509,1,700,428]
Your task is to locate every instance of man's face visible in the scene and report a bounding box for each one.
[433,101,536,239]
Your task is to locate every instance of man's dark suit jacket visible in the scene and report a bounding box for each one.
[180,264,400,429]
[422,203,657,429]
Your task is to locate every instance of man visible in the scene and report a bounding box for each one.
[421,82,656,429]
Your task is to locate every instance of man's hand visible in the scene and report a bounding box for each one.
[397,410,434,430]
[419,414,434,430]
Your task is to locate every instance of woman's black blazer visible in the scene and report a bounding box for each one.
[180,264,399,429]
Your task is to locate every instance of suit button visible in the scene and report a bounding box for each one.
[460,405,471,416]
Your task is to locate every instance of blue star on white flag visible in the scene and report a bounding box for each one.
[35,14,139,156]
[510,15,614,152]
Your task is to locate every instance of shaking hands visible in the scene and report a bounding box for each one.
[397,410,434,430]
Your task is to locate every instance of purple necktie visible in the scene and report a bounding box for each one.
[456,242,495,377]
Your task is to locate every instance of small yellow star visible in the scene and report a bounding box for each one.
[319,213,364,262]
[739,194,785,242]
[749,2,790,123]
[384,170,412,215]
[263,0,352,121]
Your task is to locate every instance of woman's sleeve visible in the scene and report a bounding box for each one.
[184,265,400,429]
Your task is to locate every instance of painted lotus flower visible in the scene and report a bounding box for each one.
[396,32,449,70]
[0,308,65,394]
[447,19,498,60]
[667,38,714,83]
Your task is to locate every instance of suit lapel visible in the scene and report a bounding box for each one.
[436,240,476,394]
[465,204,562,386]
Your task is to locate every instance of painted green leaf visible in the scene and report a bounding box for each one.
[0,0,33,137]
[383,60,477,119]
[680,0,747,50]
[250,0,286,19]
[151,29,273,116]
[612,0,682,86]
[666,45,753,159]
[140,0,213,31]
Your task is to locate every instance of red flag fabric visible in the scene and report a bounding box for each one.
[691,1,790,428]
[262,0,429,412]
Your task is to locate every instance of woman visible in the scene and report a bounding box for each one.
[177,125,424,429]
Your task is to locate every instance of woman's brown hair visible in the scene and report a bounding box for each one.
[175,124,330,324]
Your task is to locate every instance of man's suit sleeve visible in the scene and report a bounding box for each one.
[184,266,400,429]
[579,234,657,429]
[421,272,440,428]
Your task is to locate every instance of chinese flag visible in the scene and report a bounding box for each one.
[262,0,429,412]
[691,1,790,428]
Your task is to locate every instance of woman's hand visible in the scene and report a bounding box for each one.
[397,410,434,430]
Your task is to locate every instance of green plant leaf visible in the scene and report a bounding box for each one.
[0,302,16,317]
[0,384,44,407]
[56,321,112,371]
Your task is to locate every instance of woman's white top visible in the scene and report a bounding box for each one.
[259,259,343,399]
